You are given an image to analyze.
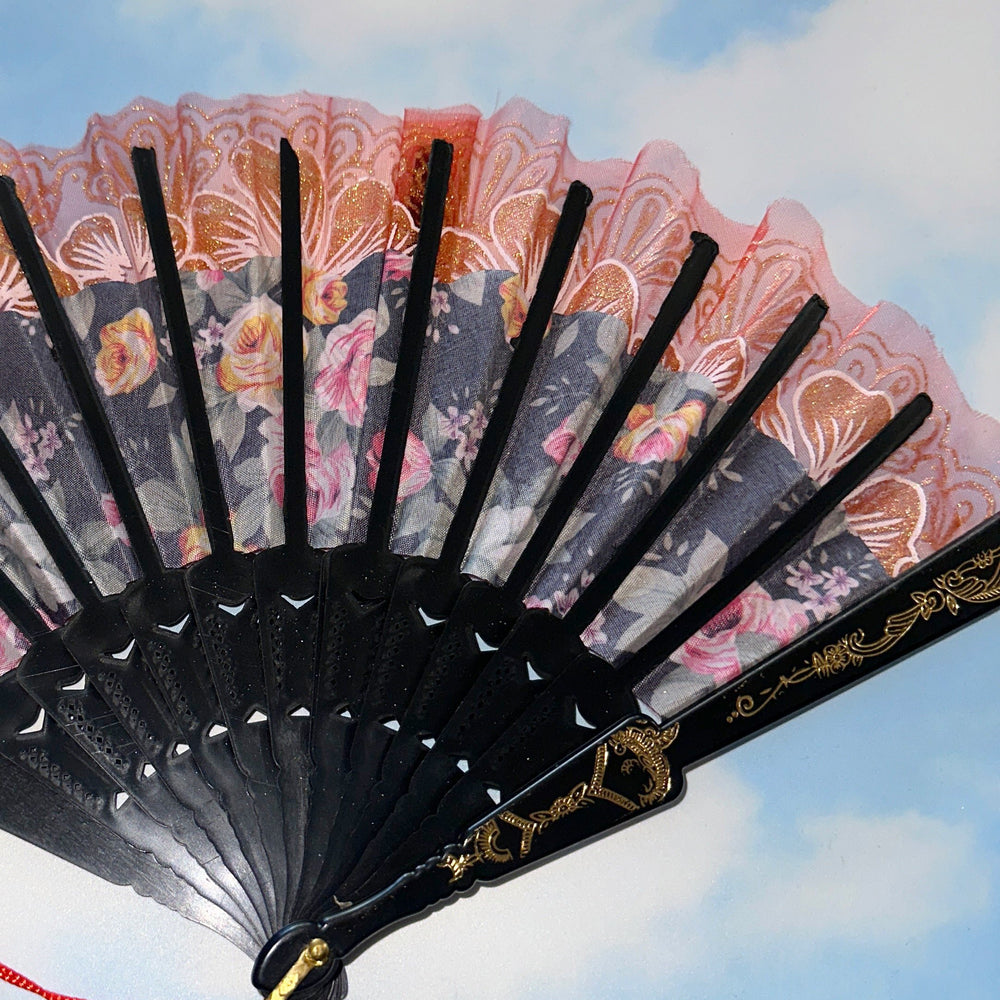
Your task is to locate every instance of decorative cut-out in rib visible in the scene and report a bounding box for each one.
[17,708,44,736]
[158,615,190,635]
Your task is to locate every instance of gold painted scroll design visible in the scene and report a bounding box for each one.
[728,544,1000,724]
[438,723,679,883]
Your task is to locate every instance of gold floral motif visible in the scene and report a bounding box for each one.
[437,819,513,882]
[438,723,678,882]
[728,545,1000,722]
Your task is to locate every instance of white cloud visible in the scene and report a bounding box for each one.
[119,0,1000,369]
[346,763,990,999]
[612,0,1000,302]
[348,762,757,1000]
[968,300,1000,418]
[730,810,990,951]
[0,834,249,1000]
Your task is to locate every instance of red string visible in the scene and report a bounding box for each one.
[0,963,91,1000]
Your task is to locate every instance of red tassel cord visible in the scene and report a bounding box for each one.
[0,963,90,1000]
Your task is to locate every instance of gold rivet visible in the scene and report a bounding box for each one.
[306,939,330,966]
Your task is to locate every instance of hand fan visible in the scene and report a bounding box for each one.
[0,94,995,1000]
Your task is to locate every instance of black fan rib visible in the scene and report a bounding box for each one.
[563,293,829,632]
[279,138,308,551]
[131,147,234,558]
[503,232,719,600]
[0,431,99,606]
[366,139,453,552]
[436,180,593,574]
[0,176,162,577]
[622,392,933,684]
[0,571,48,640]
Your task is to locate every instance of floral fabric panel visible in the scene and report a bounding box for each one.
[608,427,888,719]
[305,256,519,552]
[186,257,285,553]
[0,476,76,624]
[0,610,26,674]
[0,310,138,598]
[503,359,886,718]
[309,251,402,548]
[529,367,718,604]
[62,277,204,567]
[461,310,629,582]
[390,270,518,556]
[189,251,400,552]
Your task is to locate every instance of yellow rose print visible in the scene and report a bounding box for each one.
[303,268,348,326]
[217,296,284,409]
[499,275,528,340]
[95,307,158,395]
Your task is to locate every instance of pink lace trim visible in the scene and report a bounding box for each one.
[0,92,994,574]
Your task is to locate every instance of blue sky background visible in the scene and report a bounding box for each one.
[0,1,997,998]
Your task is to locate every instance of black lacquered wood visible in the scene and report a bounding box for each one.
[314,180,595,898]
[563,292,828,630]
[366,139,452,552]
[270,511,1000,976]
[436,180,593,574]
[279,138,308,551]
[339,394,932,901]
[503,232,719,599]
[132,147,234,557]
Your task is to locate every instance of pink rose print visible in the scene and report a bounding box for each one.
[0,613,26,675]
[100,493,129,545]
[263,417,355,524]
[676,584,810,683]
[542,417,582,469]
[366,430,432,499]
[382,252,413,281]
[613,400,706,464]
[310,441,355,523]
[302,268,348,327]
[195,269,225,290]
[314,309,375,427]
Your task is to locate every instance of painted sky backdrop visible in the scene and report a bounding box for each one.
[0,1,997,998]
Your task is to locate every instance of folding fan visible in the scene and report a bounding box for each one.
[0,94,996,1000]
